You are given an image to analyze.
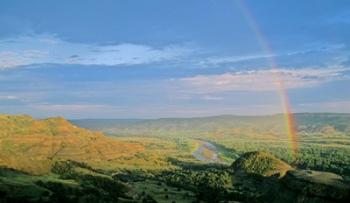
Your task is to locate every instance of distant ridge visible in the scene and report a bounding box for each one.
[71,113,350,136]
[71,112,350,121]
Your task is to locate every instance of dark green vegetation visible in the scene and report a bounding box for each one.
[228,151,350,203]
[1,152,349,203]
[231,151,292,177]
[0,162,131,202]
[0,113,350,202]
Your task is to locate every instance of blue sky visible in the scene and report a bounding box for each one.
[0,0,350,118]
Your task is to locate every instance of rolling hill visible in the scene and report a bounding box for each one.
[231,151,292,177]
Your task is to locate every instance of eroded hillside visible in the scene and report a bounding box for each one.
[0,115,145,174]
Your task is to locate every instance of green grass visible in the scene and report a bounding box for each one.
[132,180,196,203]
[0,168,80,202]
[2,139,14,153]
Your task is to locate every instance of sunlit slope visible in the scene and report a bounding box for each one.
[0,114,144,174]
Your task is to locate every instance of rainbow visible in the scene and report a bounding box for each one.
[235,1,298,157]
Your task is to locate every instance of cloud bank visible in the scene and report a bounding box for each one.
[178,67,350,92]
[0,35,193,69]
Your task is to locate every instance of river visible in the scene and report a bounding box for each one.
[192,140,220,163]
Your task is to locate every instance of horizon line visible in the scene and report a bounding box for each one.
[1,112,349,121]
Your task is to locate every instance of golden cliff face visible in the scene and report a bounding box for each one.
[0,114,144,174]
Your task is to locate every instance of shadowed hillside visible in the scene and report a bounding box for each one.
[0,162,133,202]
[231,151,350,203]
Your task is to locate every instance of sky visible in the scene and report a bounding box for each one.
[0,0,350,119]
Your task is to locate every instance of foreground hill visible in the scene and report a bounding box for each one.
[231,151,292,177]
[0,114,144,174]
[0,161,132,202]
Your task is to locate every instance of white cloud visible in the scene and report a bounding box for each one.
[198,43,346,67]
[74,43,191,66]
[0,50,48,69]
[178,67,350,92]
[0,95,18,100]
[31,104,110,111]
[198,54,275,66]
[201,95,223,101]
[0,34,193,69]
